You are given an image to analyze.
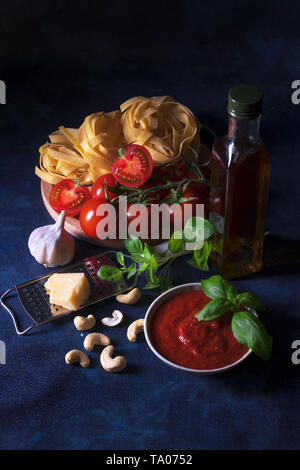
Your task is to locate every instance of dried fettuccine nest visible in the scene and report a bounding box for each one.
[120,96,202,165]
[77,110,126,181]
[35,110,125,184]
[35,129,92,185]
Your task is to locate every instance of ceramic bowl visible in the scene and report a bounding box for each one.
[144,282,252,375]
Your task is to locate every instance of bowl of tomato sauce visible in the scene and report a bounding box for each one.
[144,283,252,374]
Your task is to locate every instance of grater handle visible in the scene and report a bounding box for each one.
[0,288,37,336]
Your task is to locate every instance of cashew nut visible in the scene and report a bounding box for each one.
[74,314,96,331]
[65,349,90,368]
[101,310,124,327]
[127,319,144,342]
[100,345,127,372]
[84,333,110,351]
[116,288,141,305]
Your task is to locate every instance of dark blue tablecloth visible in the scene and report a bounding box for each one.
[0,0,300,450]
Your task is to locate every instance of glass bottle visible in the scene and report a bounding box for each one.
[209,84,271,279]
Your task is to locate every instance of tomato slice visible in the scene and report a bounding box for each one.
[111,144,153,188]
[49,179,92,217]
[91,173,118,201]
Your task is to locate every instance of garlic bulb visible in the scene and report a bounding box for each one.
[28,211,75,267]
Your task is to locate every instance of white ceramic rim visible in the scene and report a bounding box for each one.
[144,282,252,375]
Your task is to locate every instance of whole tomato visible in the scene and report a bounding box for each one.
[91,173,118,201]
[80,198,118,239]
[166,186,205,229]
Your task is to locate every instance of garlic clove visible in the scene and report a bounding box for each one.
[28,210,75,267]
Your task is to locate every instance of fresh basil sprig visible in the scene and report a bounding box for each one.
[231,311,273,361]
[98,216,214,293]
[195,275,272,360]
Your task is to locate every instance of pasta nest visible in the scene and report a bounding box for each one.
[121,96,201,165]
[35,97,201,185]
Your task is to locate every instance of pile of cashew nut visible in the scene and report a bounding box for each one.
[65,288,145,374]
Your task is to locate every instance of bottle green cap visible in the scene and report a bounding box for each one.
[228,84,263,120]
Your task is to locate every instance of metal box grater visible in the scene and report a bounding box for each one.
[0,251,137,335]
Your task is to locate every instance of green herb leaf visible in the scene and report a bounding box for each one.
[187,257,206,271]
[143,243,154,261]
[233,292,264,311]
[231,311,273,360]
[127,263,137,279]
[97,265,123,282]
[168,231,184,253]
[195,298,233,321]
[193,239,212,271]
[139,262,149,273]
[116,251,125,267]
[124,235,143,255]
[183,217,214,244]
[201,275,235,300]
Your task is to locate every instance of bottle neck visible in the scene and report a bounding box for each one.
[227,115,261,141]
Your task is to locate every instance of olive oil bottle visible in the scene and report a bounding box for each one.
[209,84,271,279]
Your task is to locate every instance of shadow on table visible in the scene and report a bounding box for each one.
[247,235,300,279]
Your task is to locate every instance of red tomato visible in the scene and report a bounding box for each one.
[49,179,92,217]
[156,162,210,199]
[126,203,152,237]
[112,144,153,188]
[91,173,118,201]
[167,186,205,228]
[80,198,117,239]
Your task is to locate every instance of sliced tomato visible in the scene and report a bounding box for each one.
[111,144,153,188]
[80,198,117,239]
[49,179,92,217]
[91,173,118,201]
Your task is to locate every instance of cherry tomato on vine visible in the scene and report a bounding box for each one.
[49,179,92,217]
[80,198,116,239]
[166,186,205,227]
[91,173,118,201]
[112,144,153,188]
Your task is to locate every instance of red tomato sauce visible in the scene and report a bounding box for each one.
[150,290,249,370]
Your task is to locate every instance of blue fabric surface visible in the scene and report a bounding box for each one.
[0,0,300,450]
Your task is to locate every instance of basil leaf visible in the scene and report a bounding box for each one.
[195,299,233,321]
[148,257,159,283]
[168,231,184,253]
[97,265,123,282]
[183,217,214,243]
[127,263,137,279]
[124,235,143,254]
[138,263,149,273]
[226,285,239,300]
[201,275,234,300]
[116,251,125,267]
[187,257,208,271]
[131,253,146,264]
[231,311,273,360]
[143,243,154,261]
[193,239,212,271]
[234,292,264,312]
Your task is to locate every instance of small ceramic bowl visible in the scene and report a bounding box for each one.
[144,282,252,375]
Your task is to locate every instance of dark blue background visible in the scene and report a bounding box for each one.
[0,0,300,450]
